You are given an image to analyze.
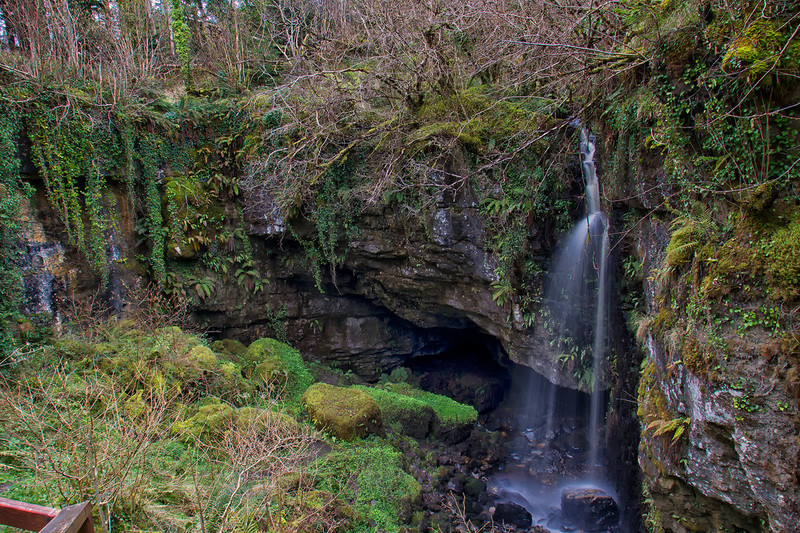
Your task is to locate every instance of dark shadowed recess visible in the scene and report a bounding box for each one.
[405,330,512,414]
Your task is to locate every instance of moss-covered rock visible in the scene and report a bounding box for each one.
[212,338,247,360]
[254,355,288,392]
[187,345,219,373]
[173,401,237,439]
[316,441,421,531]
[172,400,301,440]
[245,338,313,401]
[212,361,252,402]
[302,383,385,441]
[380,383,478,444]
[765,217,800,293]
[352,385,434,439]
[722,20,788,79]
[236,405,301,435]
[123,389,147,421]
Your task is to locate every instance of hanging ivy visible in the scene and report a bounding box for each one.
[26,103,113,283]
[137,134,167,285]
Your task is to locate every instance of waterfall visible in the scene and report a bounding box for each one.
[546,127,609,473]
[488,127,619,531]
[582,128,609,473]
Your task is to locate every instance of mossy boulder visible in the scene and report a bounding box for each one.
[212,361,252,402]
[302,383,385,441]
[319,442,421,530]
[254,356,288,392]
[381,383,478,444]
[212,338,247,360]
[173,401,237,439]
[155,326,202,349]
[236,406,301,435]
[245,338,314,401]
[123,389,147,421]
[187,345,219,373]
[159,344,219,385]
[352,385,434,439]
[173,401,299,440]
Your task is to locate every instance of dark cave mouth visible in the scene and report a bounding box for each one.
[402,329,512,414]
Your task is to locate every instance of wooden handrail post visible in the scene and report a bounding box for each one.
[40,501,94,533]
[0,497,94,533]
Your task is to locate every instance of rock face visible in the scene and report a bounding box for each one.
[633,218,800,531]
[224,198,584,388]
[13,150,586,394]
[560,487,619,531]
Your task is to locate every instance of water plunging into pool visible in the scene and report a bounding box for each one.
[544,127,609,472]
[489,128,617,531]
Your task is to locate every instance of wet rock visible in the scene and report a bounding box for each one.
[462,475,487,500]
[560,488,619,531]
[493,502,532,529]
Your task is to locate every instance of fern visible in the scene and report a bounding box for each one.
[646,415,691,443]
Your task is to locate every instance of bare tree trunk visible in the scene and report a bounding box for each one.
[164,0,175,55]
[59,0,81,73]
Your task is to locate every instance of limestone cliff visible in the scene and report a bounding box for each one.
[16,159,584,387]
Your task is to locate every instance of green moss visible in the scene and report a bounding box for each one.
[352,385,434,439]
[209,361,252,403]
[648,309,676,336]
[765,218,800,291]
[680,336,710,376]
[380,383,475,424]
[316,441,421,532]
[254,355,288,392]
[123,389,148,421]
[302,383,384,441]
[172,401,297,440]
[411,86,545,152]
[699,212,800,301]
[235,405,300,434]
[722,20,785,79]
[244,338,313,402]
[387,366,411,384]
[637,360,658,421]
[187,345,219,373]
[173,400,236,439]
[379,382,477,443]
[212,338,247,359]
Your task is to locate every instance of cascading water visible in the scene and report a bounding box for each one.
[546,127,609,471]
[582,129,610,473]
[488,127,619,531]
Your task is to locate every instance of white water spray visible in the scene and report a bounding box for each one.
[581,128,609,472]
[488,127,617,531]
[546,127,609,472]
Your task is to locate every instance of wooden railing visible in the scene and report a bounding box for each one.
[0,497,94,533]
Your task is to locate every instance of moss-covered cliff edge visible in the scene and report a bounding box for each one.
[599,0,800,529]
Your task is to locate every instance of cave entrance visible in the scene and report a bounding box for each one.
[405,329,511,414]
